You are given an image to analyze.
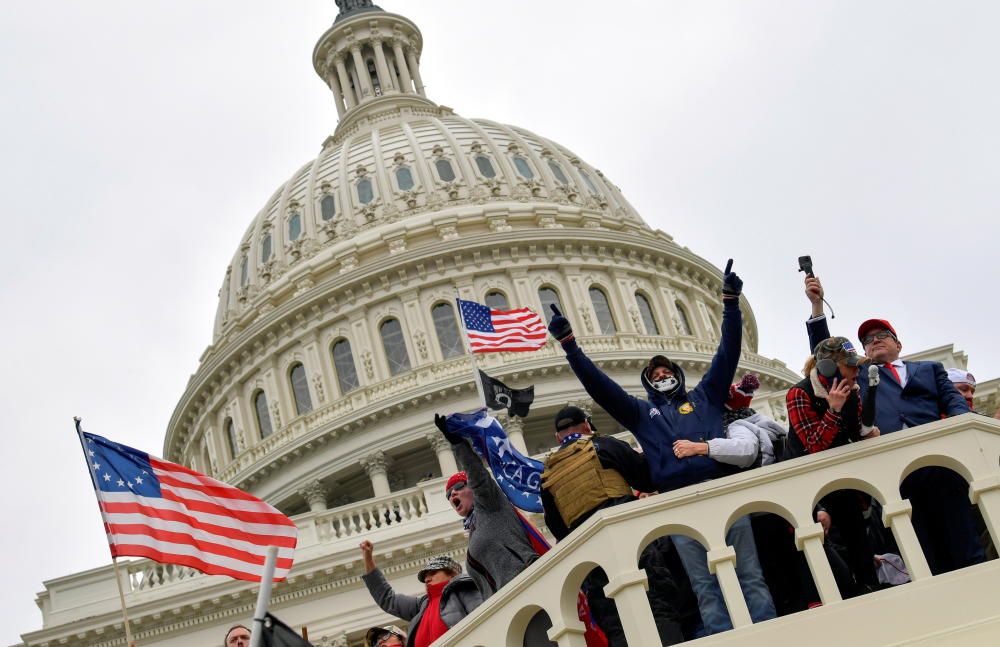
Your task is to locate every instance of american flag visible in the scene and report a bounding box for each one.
[80,431,297,582]
[457,299,547,353]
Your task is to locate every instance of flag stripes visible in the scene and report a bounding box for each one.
[458,299,547,353]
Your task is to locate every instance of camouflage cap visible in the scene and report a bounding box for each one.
[417,554,462,583]
[365,625,406,647]
[814,336,868,367]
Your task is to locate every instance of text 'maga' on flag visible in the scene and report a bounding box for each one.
[457,299,547,353]
[444,409,544,513]
[478,369,535,418]
[80,432,297,582]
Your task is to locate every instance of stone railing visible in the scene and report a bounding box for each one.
[127,561,201,592]
[436,414,1000,647]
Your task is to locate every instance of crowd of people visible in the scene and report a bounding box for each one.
[255,260,995,647]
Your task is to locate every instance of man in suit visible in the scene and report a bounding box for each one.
[802,276,983,574]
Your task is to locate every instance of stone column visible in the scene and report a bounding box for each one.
[334,55,356,108]
[391,39,413,93]
[326,71,345,117]
[371,39,394,93]
[362,450,391,497]
[350,45,374,100]
[427,433,458,476]
[603,569,660,645]
[405,46,425,96]
[504,415,529,455]
[882,499,932,580]
[707,546,752,628]
[794,523,843,604]
[298,480,328,513]
[971,475,1000,554]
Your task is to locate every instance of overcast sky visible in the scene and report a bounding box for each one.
[2,1,999,643]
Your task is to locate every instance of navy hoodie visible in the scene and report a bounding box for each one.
[561,299,743,492]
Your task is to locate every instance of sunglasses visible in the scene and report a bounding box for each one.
[446,482,467,498]
[862,330,895,346]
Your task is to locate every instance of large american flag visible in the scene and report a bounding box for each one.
[457,299,547,353]
[80,432,297,582]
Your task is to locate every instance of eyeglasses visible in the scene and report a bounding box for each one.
[862,330,895,346]
[446,482,467,497]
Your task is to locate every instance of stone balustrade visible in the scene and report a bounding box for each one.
[436,414,1000,647]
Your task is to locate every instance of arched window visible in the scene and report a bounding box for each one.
[260,233,272,263]
[240,254,249,287]
[357,178,374,204]
[395,166,414,191]
[475,155,496,178]
[379,318,411,375]
[225,418,239,459]
[435,159,456,182]
[589,287,617,335]
[512,156,534,179]
[635,292,660,335]
[289,363,312,415]
[548,160,569,184]
[432,303,464,359]
[320,194,336,221]
[331,339,360,393]
[538,287,563,323]
[288,212,302,242]
[254,390,273,439]
[484,290,509,310]
[579,169,599,194]
[675,302,693,336]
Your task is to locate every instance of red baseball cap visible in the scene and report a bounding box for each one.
[857,318,898,344]
[445,471,467,495]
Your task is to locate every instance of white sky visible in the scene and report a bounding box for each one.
[2,1,999,643]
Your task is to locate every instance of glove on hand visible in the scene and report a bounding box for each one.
[721,258,742,299]
[434,413,464,445]
[547,304,574,343]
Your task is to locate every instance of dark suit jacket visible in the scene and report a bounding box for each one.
[805,316,969,433]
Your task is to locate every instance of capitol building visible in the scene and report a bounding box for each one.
[18,2,1000,647]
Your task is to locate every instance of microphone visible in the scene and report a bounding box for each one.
[861,365,879,435]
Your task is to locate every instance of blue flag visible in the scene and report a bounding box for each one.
[445,409,544,513]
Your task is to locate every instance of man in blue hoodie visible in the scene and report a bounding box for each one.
[548,259,775,635]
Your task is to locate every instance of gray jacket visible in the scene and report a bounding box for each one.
[707,412,788,468]
[453,440,539,598]
[361,567,483,647]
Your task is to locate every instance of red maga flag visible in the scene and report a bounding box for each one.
[80,431,297,582]
[457,298,547,353]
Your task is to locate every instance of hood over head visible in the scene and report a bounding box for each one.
[641,355,687,400]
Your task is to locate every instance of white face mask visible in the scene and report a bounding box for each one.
[652,376,679,393]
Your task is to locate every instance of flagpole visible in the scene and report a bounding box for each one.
[454,290,487,408]
[249,545,279,647]
[74,417,138,647]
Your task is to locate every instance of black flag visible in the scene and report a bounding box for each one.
[479,369,535,417]
[260,613,314,647]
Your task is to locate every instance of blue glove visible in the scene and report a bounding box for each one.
[722,258,742,299]
[547,304,574,344]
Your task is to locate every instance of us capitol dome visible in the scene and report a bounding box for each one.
[22,2,817,646]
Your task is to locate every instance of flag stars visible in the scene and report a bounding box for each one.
[117,479,125,487]
[103,473,111,482]
[92,462,101,471]
[135,476,143,485]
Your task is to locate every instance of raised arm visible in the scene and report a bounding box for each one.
[804,275,831,352]
[700,259,744,406]
[548,304,643,430]
[359,540,422,621]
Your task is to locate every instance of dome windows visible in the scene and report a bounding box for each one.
[548,160,569,185]
[435,159,456,182]
[484,290,509,310]
[260,232,272,264]
[395,166,414,191]
[289,363,312,416]
[379,318,411,375]
[254,390,274,439]
[332,339,360,393]
[635,292,660,335]
[432,302,464,359]
[225,418,239,459]
[320,194,336,221]
[579,169,599,194]
[675,301,693,336]
[357,178,374,204]
[589,287,617,335]
[538,286,563,323]
[512,156,534,180]
[288,212,302,242]
[474,155,496,178]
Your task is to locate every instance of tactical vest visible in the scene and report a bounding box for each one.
[541,438,633,528]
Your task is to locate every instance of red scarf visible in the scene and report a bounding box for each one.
[413,580,449,647]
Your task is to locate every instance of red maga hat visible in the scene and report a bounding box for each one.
[858,318,897,344]
[445,471,468,494]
